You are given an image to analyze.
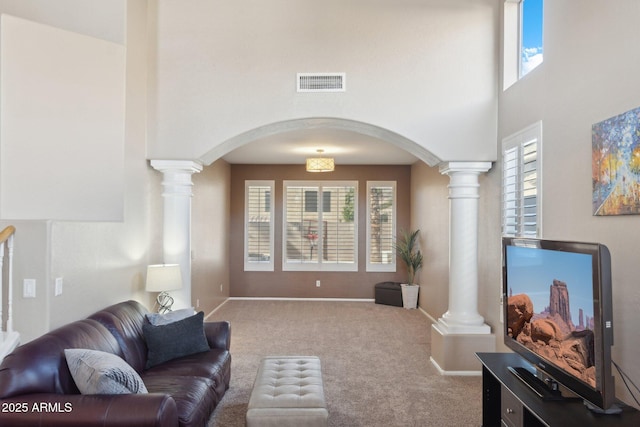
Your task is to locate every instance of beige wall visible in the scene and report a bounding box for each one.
[498,0,640,405]
[0,14,126,221]
[410,163,449,317]
[48,0,156,329]
[0,1,158,341]
[192,159,231,315]
[0,0,125,43]
[477,168,503,349]
[149,0,498,165]
[229,164,411,298]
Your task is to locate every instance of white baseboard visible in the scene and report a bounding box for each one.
[204,297,376,320]
[228,297,375,302]
[418,306,438,324]
[430,356,482,376]
[207,297,435,322]
[204,298,230,320]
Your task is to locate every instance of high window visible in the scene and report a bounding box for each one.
[366,181,396,272]
[244,181,275,271]
[502,122,542,237]
[283,181,357,271]
[521,0,543,77]
[504,0,544,89]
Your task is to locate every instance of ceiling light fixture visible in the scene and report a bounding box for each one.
[306,149,335,173]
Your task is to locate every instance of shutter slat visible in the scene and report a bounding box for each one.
[284,182,357,268]
[368,185,395,265]
[245,182,274,269]
[502,129,540,237]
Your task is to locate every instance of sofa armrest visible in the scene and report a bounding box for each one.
[204,321,231,351]
[0,393,178,427]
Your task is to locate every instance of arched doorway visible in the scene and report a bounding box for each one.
[198,117,441,167]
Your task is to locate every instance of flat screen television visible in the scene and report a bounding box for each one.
[502,237,619,413]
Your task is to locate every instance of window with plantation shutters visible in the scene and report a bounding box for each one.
[502,122,542,237]
[283,181,357,271]
[367,181,396,272]
[244,181,275,271]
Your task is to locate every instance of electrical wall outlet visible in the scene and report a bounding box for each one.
[55,277,63,296]
[23,279,36,298]
[220,284,223,292]
[316,280,321,287]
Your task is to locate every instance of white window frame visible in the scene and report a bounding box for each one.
[503,0,543,90]
[366,181,396,272]
[502,121,542,237]
[503,0,521,89]
[244,180,275,271]
[282,180,358,272]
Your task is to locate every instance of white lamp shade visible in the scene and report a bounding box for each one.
[146,264,183,292]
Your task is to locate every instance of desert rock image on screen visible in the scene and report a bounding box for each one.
[507,279,596,388]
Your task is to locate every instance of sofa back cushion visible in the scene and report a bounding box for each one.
[0,319,122,399]
[88,300,150,372]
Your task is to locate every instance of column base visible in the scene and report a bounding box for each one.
[436,317,491,334]
[430,323,495,375]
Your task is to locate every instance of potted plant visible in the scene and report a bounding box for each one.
[395,229,423,309]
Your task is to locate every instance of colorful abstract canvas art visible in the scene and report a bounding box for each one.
[592,106,640,215]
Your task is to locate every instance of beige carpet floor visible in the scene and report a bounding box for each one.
[206,300,482,427]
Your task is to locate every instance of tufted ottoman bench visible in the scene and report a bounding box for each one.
[246,356,329,427]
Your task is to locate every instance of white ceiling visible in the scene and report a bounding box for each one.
[221,128,419,165]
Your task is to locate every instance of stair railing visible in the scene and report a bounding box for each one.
[0,225,18,359]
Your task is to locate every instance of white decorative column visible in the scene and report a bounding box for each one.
[431,161,496,374]
[151,160,202,310]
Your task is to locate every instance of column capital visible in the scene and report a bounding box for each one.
[439,161,492,200]
[150,160,203,197]
[150,159,203,174]
[438,161,492,176]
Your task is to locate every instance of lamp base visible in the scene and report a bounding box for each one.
[156,291,174,313]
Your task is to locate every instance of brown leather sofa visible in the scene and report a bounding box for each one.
[0,300,231,427]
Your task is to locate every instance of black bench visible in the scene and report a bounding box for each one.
[374,282,403,307]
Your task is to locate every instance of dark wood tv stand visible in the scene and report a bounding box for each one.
[476,352,640,427]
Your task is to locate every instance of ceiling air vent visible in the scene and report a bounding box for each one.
[297,73,346,93]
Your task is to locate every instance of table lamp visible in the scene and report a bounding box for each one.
[146,264,183,313]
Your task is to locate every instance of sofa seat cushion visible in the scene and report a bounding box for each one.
[143,375,217,427]
[65,348,148,395]
[143,348,231,396]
